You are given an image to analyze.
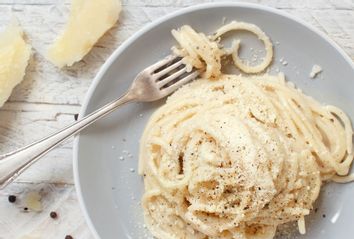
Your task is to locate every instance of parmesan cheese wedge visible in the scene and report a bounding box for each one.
[0,22,31,108]
[47,0,122,68]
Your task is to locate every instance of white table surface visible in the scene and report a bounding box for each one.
[0,0,353,238]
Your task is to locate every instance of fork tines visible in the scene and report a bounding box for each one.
[150,55,199,92]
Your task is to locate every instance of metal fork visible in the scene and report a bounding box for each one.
[0,55,198,189]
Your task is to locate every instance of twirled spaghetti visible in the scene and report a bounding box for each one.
[139,22,353,239]
[171,21,273,78]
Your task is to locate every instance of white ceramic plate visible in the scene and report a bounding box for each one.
[73,3,354,239]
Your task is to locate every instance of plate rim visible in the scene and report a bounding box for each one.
[73,2,354,238]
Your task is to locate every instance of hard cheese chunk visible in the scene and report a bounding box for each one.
[0,23,31,108]
[47,0,122,68]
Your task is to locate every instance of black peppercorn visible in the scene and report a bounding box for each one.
[65,235,73,239]
[50,211,58,219]
[8,195,16,203]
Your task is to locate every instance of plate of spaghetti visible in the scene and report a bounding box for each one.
[73,3,354,239]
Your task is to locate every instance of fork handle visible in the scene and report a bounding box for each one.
[0,92,134,189]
